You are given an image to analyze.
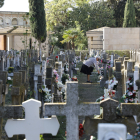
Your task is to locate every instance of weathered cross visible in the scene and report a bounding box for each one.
[44,81,100,140]
[5,99,60,140]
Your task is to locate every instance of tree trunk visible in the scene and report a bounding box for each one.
[39,40,42,61]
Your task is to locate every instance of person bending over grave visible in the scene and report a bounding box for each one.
[80,56,100,83]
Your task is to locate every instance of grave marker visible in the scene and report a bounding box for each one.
[5,99,60,140]
[45,81,100,140]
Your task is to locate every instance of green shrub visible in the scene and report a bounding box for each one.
[106,50,130,58]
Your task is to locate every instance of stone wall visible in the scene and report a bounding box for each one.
[13,36,48,56]
[103,28,140,50]
[0,35,4,50]
[0,11,29,28]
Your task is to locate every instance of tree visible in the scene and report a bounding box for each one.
[61,22,87,50]
[29,0,47,61]
[0,0,4,8]
[69,2,116,33]
[45,0,74,31]
[123,0,136,27]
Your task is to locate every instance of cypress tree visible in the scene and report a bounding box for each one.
[123,0,136,27]
[29,0,47,61]
[0,0,4,8]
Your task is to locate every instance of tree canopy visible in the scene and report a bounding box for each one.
[0,0,4,8]
[123,0,136,27]
[29,0,47,43]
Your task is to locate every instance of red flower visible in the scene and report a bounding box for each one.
[112,92,115,94]
[129,78,132,80]
[102,99,104,100]
[79,124,84,138]
[56,56,58,58]
[103,96,104,97]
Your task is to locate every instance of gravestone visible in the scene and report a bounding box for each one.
[84,99,137,136]
[34,64,41,100]
[11,72,25,105]
[45,81,100,140]
[115,61,123,100]
[98,123,126,140]
[46,67,53,90]
[100,53,108,87]
[5,99,60,140]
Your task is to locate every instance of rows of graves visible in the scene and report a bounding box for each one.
[1,48,140,139]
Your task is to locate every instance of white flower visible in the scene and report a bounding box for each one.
[8,77,11,80]
[129,83,133,85]
[126,81,130,84]
[125,99,128,103]
[129,98,133,102]
[127,92,133,96]
[99,96,104,100]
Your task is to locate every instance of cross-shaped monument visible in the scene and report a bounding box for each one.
[5,99,60,140]
[44,81,100,140]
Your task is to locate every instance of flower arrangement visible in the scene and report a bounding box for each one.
[134,122,140,139]
[71,76,78,81]
[41,85,52,102]
[6,77,13,85]
[61,73,70,85]
[56,55,59,61]
[53,69,59,82]
[120,77,137,103]
[106,60,111,70]
[79,124,84,139]
[8,67,14,73]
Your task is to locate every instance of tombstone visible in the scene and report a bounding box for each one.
[34,64,41,100]
[115,61,123,100]
[42,60,47,85]
[100,53,108,87]
[136,80,140,103]
[98,123,126,140]
[11,72,25,105]
[45,81,100,140]
[121,103,140,122]
[0,105,22,140]
[134,66,139,91]
[5,99,60,140]
[84,99,137,136]
[127,61,134,73]
[46,67,53,90]
[0,57,4,71]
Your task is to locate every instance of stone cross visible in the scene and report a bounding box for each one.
[5,99,60,140]
[45,81,100,140]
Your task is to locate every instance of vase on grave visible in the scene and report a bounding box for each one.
[104,89,109,99]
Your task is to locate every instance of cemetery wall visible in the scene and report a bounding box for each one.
[103,28,140,50]
[13,36,48,52]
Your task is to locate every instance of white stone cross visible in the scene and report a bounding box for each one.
[5,99,60,140]
[45,81,100,140]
